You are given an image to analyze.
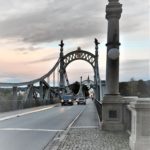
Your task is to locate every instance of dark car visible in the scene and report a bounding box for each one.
[61,95,74,106]
[76,97,86,105]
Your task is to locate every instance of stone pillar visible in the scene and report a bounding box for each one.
[102,0,124,131]
[59,40,65,94]
[106,0,122,95]
[129,99,150,150]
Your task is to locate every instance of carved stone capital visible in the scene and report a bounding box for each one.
[108,0,119,2]
[106,1,122,19]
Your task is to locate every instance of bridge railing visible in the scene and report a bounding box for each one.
[0,58,61,112]
[94,99,102,121]
[94,97,134,128]
[0,98,57,112]
[126,98,150,149]
[122,97,137,134]
[124,104,132,134]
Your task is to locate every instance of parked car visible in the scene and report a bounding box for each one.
[76,97,86,105]
[61,95,74,106]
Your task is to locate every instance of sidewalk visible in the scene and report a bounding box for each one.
[56,100,130,150]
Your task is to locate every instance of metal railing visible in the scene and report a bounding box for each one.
[94,99,102,121]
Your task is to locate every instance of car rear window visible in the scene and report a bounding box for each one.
[79,98,84,100]
[62,95,72,99]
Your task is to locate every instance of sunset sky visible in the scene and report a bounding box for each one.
[0,0,149,85]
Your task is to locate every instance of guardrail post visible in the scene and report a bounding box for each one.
[12,86,17,110]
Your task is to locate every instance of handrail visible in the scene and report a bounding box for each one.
[94,99,102,121]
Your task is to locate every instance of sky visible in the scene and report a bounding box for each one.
[0,0,149,85]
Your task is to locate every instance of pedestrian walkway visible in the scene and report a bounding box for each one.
[56,99,130,150]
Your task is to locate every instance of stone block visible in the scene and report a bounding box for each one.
[129,98,150,150]
[102,95,125,131]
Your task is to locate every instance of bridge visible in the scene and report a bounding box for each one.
[0,0,150,150]
[0,38,103,110]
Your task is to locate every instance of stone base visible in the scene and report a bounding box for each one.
[129,136,150,150]
[101,95,125,131]
[129,98,150,150]
[102,122,124,131]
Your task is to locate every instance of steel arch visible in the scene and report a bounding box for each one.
[63,50,96,69]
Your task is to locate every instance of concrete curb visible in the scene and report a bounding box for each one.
[46,107,86,150]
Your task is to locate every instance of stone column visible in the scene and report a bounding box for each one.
[59,40,65,94]
[129,99,150,150]
[102,0,124,131]
[106,0,122,95]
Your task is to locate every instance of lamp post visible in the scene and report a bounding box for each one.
[59,40,65,94]
[105,0,122,95]
[102,0,124,131]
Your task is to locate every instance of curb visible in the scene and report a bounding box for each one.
[45,107,86,150]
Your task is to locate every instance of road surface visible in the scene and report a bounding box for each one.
[0,100,91,150]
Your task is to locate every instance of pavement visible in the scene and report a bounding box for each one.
[0,99,130,150]
[0,102,85,150]
[50,99,130,150]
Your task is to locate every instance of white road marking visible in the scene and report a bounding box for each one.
[71,126,99,128]
[0,128,64,132]
[68,106,86,128]
[0,105,55,122]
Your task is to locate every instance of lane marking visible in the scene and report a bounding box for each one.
[68,107,86,128]
[71,126,99,129]
[0,128,64,132]
[43,105,87,150]
[0,105,55,122]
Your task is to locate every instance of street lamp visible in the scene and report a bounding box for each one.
[108,48,119,60]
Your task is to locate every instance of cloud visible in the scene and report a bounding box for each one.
[0,0,149,83]
[28,54,58,64]
[0,70,36,83]
[120,0,150,37]
[0,0,148,45]
[120,59,150,81]
[0,0,106,44]
[16,46,41,52]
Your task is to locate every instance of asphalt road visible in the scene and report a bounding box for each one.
[0,101,87,150]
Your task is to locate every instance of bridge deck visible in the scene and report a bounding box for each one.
[57,99,130,150]
[0,99,130,150]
